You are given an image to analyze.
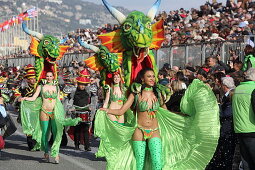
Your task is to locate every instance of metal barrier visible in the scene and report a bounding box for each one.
[156,41,245,69]
[0,41,246,68]
[0,53,93,67]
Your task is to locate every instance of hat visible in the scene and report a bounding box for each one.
[24,64,36,79]
[24,64,35,71]
[238,22,247,28]
[76,69,90,84]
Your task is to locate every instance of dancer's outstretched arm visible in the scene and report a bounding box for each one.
[101,93,134,116]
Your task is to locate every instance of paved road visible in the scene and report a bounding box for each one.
[0,112,106,170]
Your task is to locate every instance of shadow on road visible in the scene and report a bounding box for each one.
[0,150,42,162]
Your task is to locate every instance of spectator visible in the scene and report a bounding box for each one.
[232,68,255,169]
[229,61,245,86]
[242,45,255,71]
[207,77,236,169]
[158,70,169,86]
[166,80,186,113]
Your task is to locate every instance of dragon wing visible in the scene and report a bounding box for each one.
[30,36,40,57]
[84,53,123,71]
[150,19,165,50]
[98,29,125,53]
[57,45,69,60]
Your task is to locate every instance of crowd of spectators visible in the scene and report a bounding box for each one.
[62,0,255,49]
[63,24,120,54]
[3,0,255,59]
[157,0,255,46]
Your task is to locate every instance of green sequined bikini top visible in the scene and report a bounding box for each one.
[109,86,126,103]
[42,90,58,99]
[138,100,160,112]
[110,93,125,102]
[41,86,58,99]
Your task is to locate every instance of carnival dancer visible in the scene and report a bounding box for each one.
[16,64,37,151]
[67,69,92,151]
[97,68,220,170]
[20,71,81,164]
[102,71,126,125]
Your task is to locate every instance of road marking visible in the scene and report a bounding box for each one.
[10,113,96,170]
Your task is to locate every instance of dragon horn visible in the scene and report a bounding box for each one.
[78,37,99,53]
[102,0,126,24]
[147,0,161,21]
[22,22,44,40]
[60,37,68,44]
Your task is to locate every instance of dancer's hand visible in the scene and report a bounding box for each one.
[152,96,158,103]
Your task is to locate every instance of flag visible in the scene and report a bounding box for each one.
[9,16,17,26]
[0,23,3,32]
[18,11,29,22]
[2,21,10,31]
[27,7,38,18]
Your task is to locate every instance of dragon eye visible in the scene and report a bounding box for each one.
[44,40,50,45]
[123,23,132,31]
[146,22,152,29]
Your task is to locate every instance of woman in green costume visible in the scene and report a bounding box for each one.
[21,71,81,164]
[97,68,220,170]
[102,71,126,125]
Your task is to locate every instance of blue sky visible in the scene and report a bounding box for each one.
[84,0,226,12]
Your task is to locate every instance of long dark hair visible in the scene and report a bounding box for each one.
[135,68,159,100]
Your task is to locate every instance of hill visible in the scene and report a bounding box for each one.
[0,0,130,35]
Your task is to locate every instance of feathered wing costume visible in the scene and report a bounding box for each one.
[95,80,220,170]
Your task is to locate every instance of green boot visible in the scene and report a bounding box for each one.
[132,140,146,170]
[148,137,162,170]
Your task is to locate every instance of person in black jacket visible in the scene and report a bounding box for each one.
[166,80,186,113]
[72,69,91,151]
[17,65,37,151]
[206,77,236,170]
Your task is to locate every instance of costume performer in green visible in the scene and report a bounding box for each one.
[98,68,220,170]
[79,0,220,169]
[20,23,81,163]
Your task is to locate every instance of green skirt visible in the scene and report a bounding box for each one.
[20,97,81,157]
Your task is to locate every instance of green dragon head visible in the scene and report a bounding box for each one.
[102,0,161,59]
[22,22,67,64]
[98,45,120,72]
[37,35,60,64]
[78,37,120,73]
[121,11,152,50]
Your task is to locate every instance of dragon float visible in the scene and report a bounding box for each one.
[22,22,68,84]
[79,0,164,87]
